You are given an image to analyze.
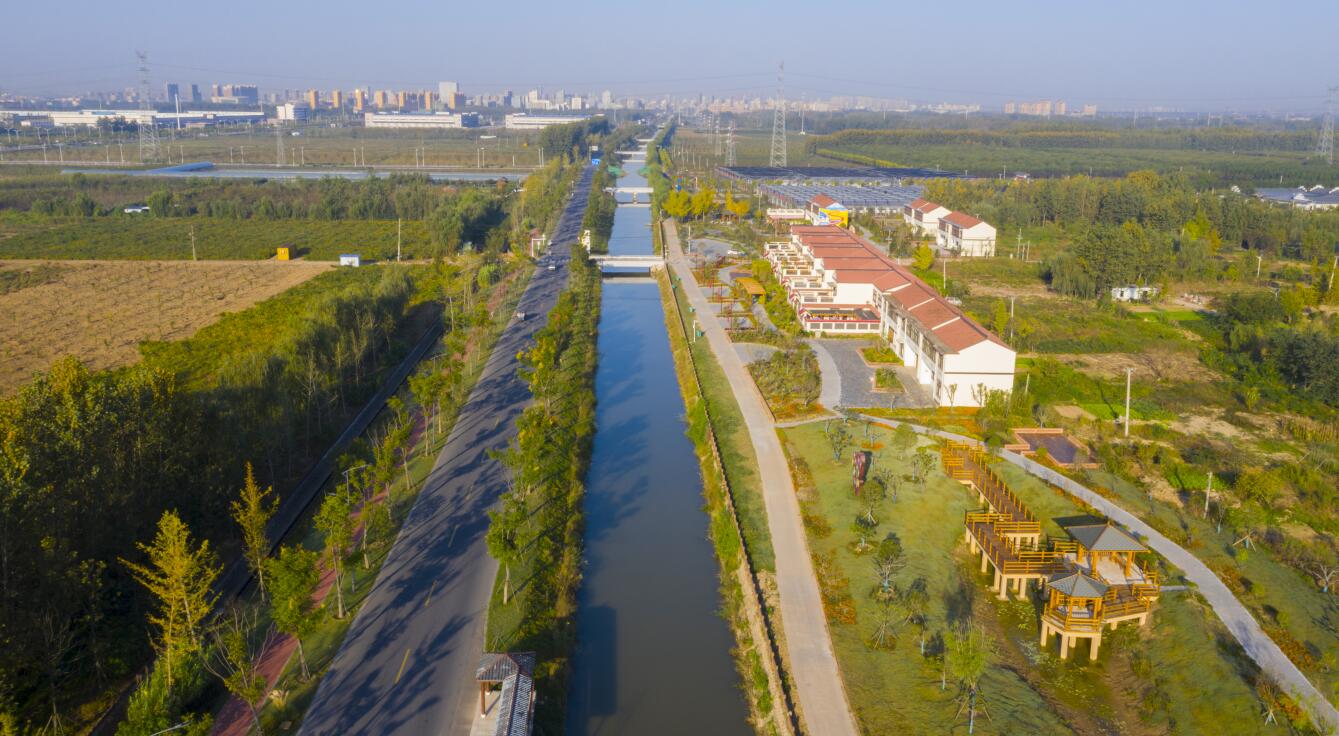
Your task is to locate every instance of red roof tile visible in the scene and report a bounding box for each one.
[942,211,984,228]
[810,194,837,207]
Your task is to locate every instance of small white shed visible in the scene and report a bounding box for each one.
[339,254,361,268]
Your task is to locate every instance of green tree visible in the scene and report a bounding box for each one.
[913,244,935,271]
[120,511,220,691]
[947,626,993,734]
[231,463,278,598]
[202,608,270,734]
[265,546,320,679]
[485,495,526,604]
[314,490,355,619]
[689,187,718,219]
[147,189,173,217]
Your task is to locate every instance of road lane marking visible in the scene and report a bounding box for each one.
[425,581,437,608]
[448,525,458,548]
[395,648,412,684]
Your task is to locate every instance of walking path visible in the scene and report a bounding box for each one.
[848,413,1339,735]
[665,220,859,736]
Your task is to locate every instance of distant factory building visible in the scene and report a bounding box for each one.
[1253,185,1339,210]
[504,112,597,130]
[275,102,311,123]
[363,111,479,129]
[1,109,264,128]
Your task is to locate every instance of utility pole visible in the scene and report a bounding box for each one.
[397,218,402,262]
[1124,368,1133,438]
[1204,471,1213,515]
[189,224,197,261]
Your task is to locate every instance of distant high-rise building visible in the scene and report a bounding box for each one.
[189,84,201,103]
[211,83,223,98]
[397,90,409,109]
[1055,100,1067,116]
[331,89,344,109]
[1080,104,1098,117]
[423,91,436,110]
[164,83,179,103]
[307,89,320,110]
[1004,102,1016,114]
[354,89,367,112]
[445,92,465,110]
[600,89,613,108]
[374,90,389,109]
[438,81,459,100]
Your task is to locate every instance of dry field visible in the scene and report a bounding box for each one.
[0,259,332,393]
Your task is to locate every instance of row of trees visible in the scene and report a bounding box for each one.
[0,267,421,730]
[486,247,600,728]
[925,171,1339,263]
[22,174,512,223]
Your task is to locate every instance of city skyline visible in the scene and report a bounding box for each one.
[2,0,1337,113]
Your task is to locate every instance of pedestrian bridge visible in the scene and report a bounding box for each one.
[606,185,654,204]
[589,254,665,270]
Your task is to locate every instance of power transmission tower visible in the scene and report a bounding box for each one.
[1318,85,1336,165]
[725,121,737,166]
[769,61,787,167]
[713,116,722,156]
[135,50,160,163]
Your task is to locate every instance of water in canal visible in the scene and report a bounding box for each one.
[565,152,752,735]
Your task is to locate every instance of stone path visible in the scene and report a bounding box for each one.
[666,220,859,736]
[808,339,903,410]
[849,413,1339,735]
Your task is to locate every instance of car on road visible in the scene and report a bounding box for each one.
[514,310,526,320]
[547,264,557,271]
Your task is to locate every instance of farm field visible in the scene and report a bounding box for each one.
[0,214,432,260]
[0,258,330,392]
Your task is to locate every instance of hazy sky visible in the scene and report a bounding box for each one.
[3,0,1335,112]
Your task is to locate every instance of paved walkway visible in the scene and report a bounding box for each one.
[665,220,859,736]
[806,340,844,411]
[808,339,903,410]
[850,413,1339,735]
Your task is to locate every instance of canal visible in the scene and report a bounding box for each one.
[565,147,752,735]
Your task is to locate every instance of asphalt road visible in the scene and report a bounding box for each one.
[299,165,595,736]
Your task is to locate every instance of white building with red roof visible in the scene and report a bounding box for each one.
[763,225,1015,406]
[902,198,951,235]
[937,211,997,256]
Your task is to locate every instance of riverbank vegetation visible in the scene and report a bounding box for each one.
[659,270,793,735]
[483,246,600,731]
[779,419,1314,735]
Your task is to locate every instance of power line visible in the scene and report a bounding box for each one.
[769,61,787,167]
[725,121,736,167]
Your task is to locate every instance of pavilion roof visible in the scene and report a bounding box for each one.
[476,652,536,682]
[1065,523,1146,552]
[1047,570,1109,599]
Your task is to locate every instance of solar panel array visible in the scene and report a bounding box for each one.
[761,183,925,211]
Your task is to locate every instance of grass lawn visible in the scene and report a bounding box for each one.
[672,280,776,572]
[780,420,1284,735]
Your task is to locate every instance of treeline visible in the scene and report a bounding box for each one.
[486,246,600,730]
[18,174,511,225]
[0,266,422,730]
[815,126,1322,154]
[1209,291,1339,409]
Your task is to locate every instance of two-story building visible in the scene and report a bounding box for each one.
[764,225,1015,406]
[902,198,951,236]
[936,211,997,257]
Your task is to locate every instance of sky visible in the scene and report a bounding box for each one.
[2,0,1336,112]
